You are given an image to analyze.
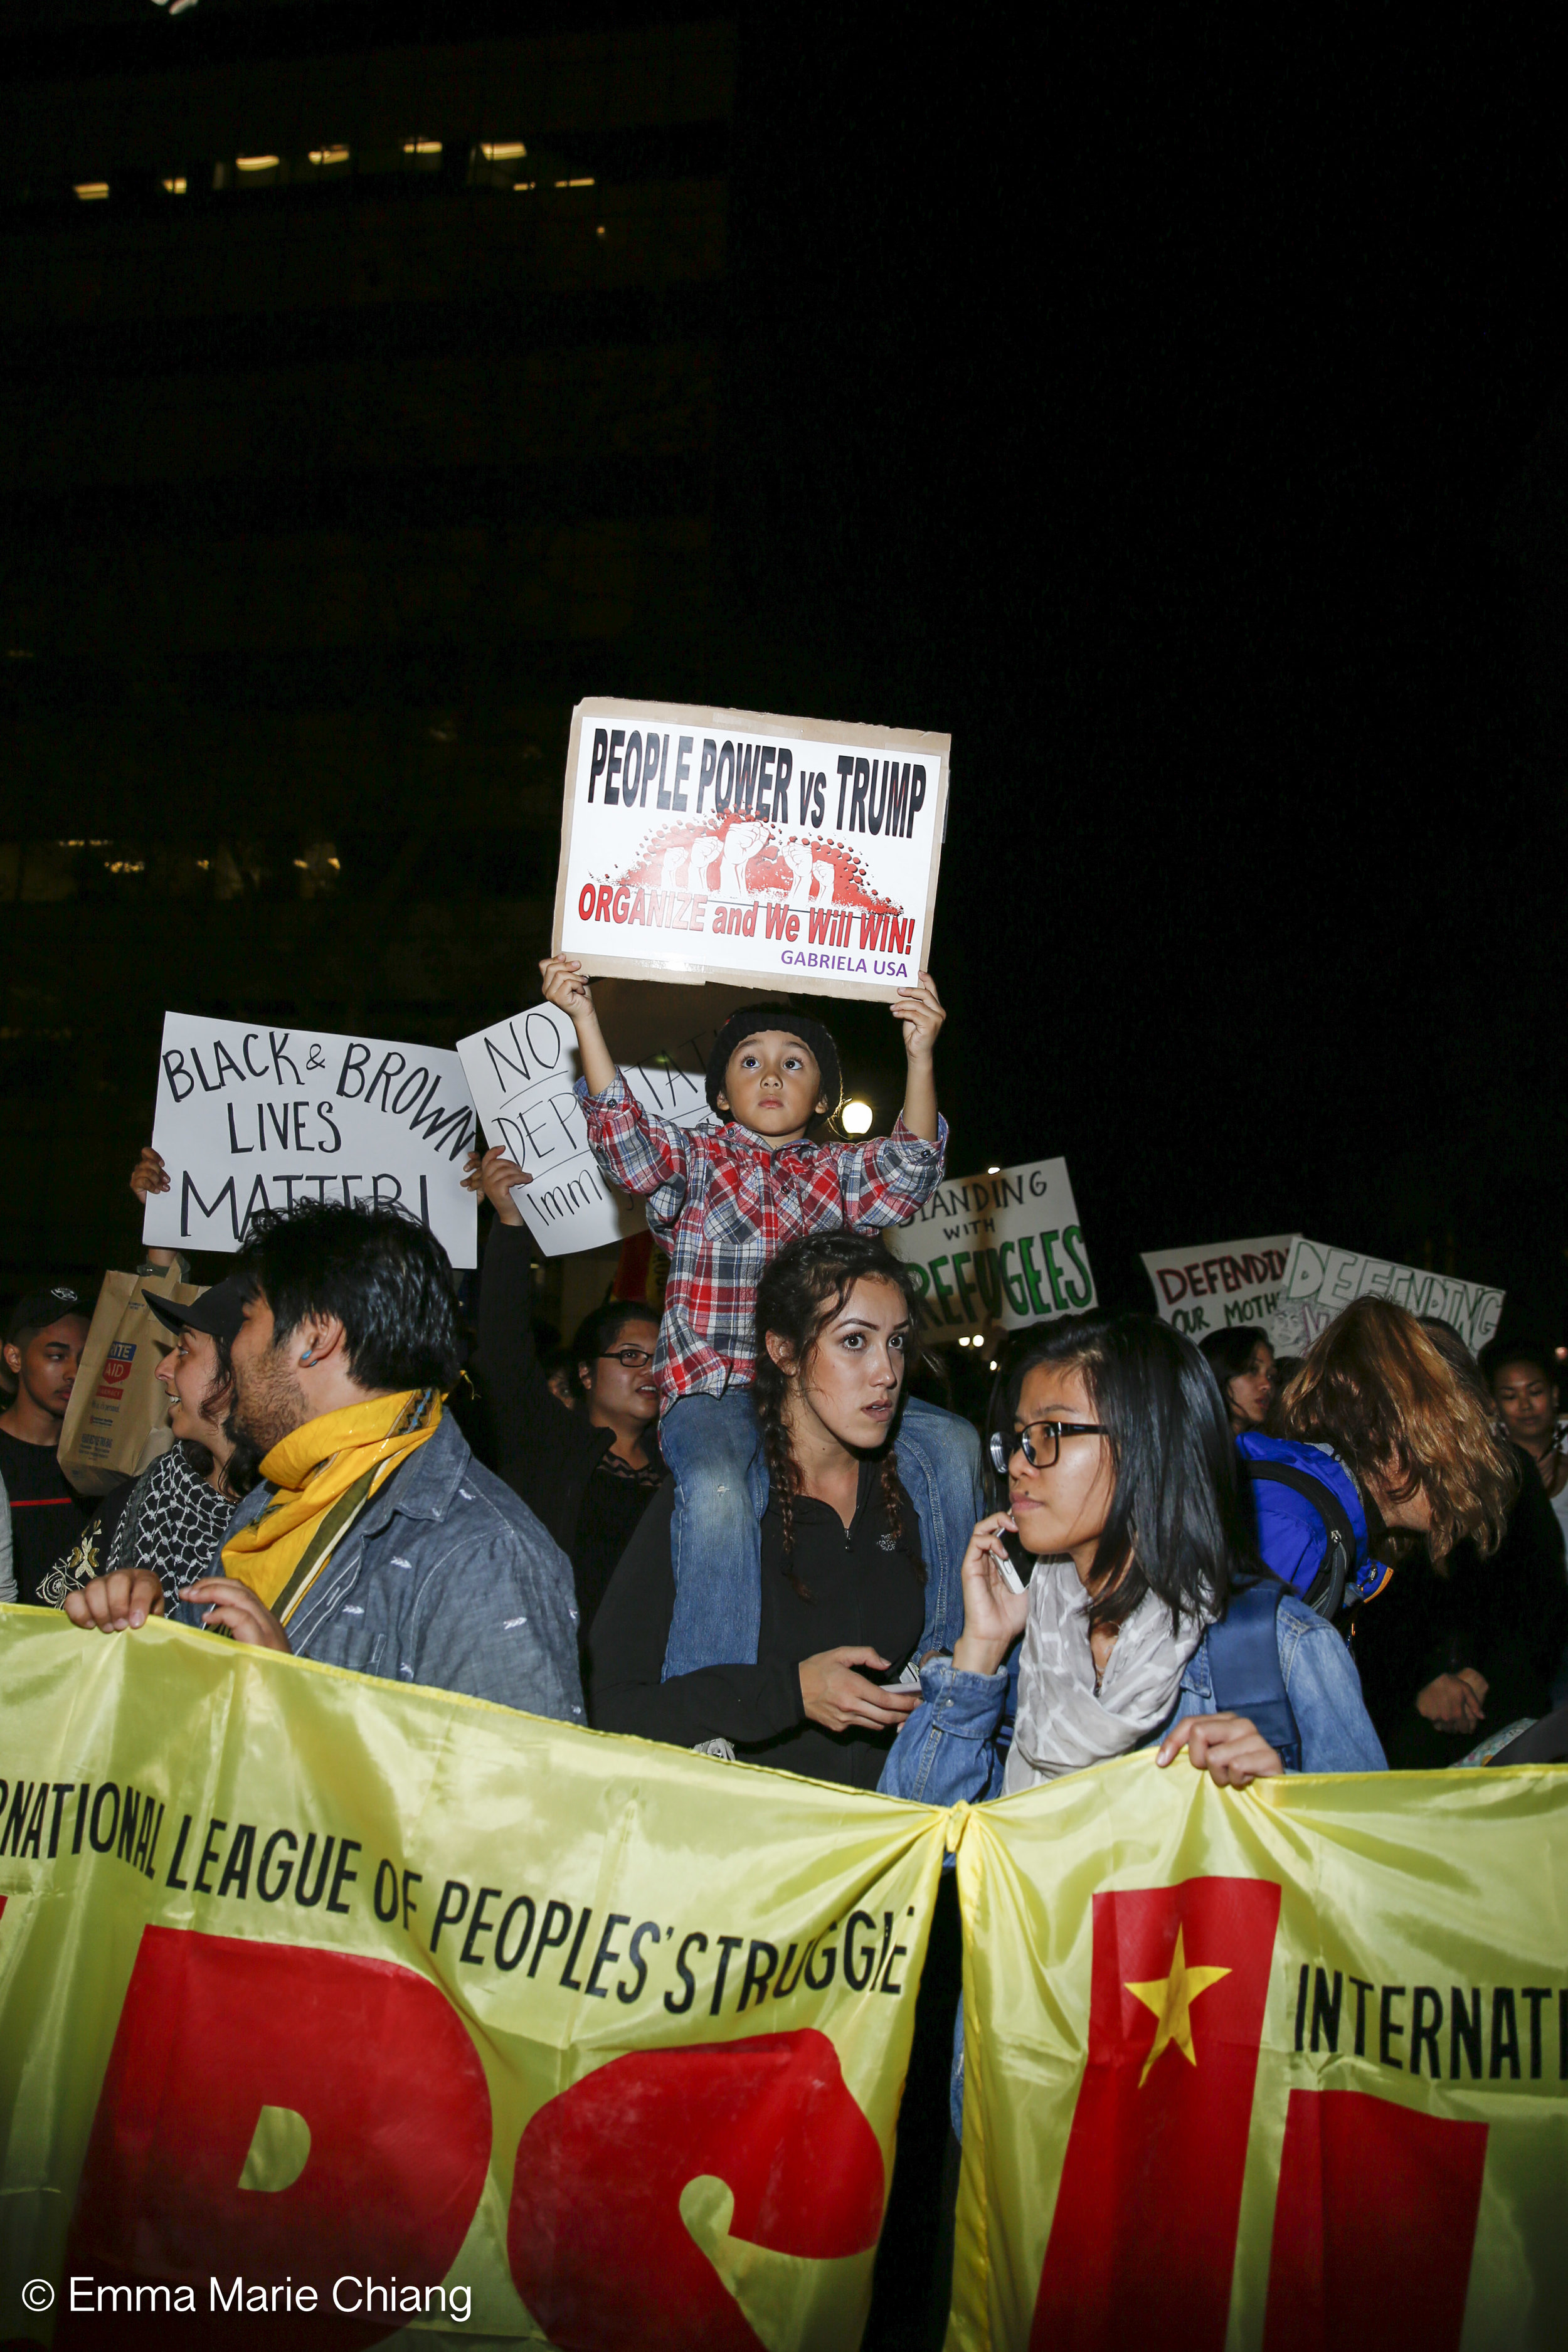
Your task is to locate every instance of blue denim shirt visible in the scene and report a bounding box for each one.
[174,1412,585,1723]
[879,1594,1386,2136]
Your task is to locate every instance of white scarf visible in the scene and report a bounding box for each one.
[1003,1558,1210,1794]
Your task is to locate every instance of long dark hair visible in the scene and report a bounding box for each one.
[1199,1323,1271,1410]
[180,1325,258,1499]
[753,1232,923,1584]
[989,1312,1252,1635]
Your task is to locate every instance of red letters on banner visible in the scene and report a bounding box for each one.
[508,2028,886,2349]
[1262,2088,1488,2352]
[60,1926,491,2348]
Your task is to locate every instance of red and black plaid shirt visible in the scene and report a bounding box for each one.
[580,1071,947,1409]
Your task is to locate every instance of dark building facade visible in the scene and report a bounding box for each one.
[1,1,734,1289]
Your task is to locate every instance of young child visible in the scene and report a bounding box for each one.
[539,955,980,1677]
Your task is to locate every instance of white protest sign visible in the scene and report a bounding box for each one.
[550,697,950,1003]
[144,1014,479,1266]
[886,1160,1096,1338]
[457,1002,722,1257]
[1140,1233,1300,1340]
[1267,1239,1505,1357]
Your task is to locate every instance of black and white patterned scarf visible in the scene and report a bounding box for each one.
[38,1444,233,1616]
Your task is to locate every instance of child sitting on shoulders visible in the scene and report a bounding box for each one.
[539,955,980,1677]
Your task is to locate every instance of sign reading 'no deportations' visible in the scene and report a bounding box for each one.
[886,1160,1097,1338]
[144,1012,479,1268]
[551,697,950,1002]
[457,1000,720,1257]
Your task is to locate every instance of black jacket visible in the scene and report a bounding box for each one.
[475,1221,615,1557]
[588,1458,926,1788]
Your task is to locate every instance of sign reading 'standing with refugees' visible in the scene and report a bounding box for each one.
[886,1159,1096,1338]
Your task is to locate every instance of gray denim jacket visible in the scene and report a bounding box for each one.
[174,1412,584,1723]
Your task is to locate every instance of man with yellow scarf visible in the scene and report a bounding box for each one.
[65,1201,585,1724]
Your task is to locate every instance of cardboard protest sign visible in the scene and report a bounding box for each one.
[1267,1238,1505,1357]
[886,1160,1096,1338]
[457,1001,721,1257]
[550,697,950,1002]
[143,1012,479,1268]
[1140,1233,1300,1340]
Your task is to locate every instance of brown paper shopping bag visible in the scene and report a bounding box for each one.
[58,1268,205,1495]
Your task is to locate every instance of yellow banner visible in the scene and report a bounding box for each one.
[4,1609,1566,2351]
[949,1749,1568,2352]
[0,1611,946,2348]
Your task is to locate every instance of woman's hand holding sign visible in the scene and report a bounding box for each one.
[463,1147,532,1227]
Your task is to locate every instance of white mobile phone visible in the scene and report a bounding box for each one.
[990,1545,1025,1596]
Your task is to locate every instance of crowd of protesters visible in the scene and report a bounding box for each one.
[9,963,1568,2344]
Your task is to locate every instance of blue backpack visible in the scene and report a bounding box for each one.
[1199,1436,1379,1771]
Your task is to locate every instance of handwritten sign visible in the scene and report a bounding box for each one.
[1267,1238,1505,1357]
[549,697,950,1003]
[885,1160,1097,1338]
[144,1013,479,1268]
[457,1002,721,1257]
[1140,1233,1300,1340]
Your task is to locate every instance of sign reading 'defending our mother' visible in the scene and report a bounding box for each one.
[551,697,951,1002]
[143,1012,479,1268]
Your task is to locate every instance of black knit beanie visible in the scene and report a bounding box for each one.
[704,1005,842,1119]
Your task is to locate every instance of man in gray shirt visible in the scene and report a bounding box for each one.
[65,1199,583,1725]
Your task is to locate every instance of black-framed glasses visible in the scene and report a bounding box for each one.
[600,1346,655,1369]
[987,1419,1109,1473]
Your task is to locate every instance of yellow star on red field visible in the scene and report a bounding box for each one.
[1125,1926,1231,2088]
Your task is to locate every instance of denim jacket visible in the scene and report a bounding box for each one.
[879,1592,1385,2134]
[174,1412,585,1724]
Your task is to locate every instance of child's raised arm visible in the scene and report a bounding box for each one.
[539,956,617,1096]
[890,970,946,1140]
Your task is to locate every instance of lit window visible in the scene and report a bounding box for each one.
[480,141,527,161]
[554,176,595,189]
[73,183,110,201]
[596,224,605,237]
[307,146,351,166]
[403,138,442,156]
[512,180,536,193]
[236,155,280,172]
[160,176,188,195]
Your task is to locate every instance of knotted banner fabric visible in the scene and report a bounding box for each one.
[1,1611,1565,2351]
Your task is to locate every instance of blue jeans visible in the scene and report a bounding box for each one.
[659,1387,983,1680]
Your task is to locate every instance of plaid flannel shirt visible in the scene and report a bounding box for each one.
[578,1070,948,1410]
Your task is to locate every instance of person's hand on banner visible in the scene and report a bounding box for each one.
[181,1579,292,1652]
[798,1648,921,1733]
[951,1512,1029,1677]
[1157,1712,1285,1787]
[463,1147,532,1227]
[64,1570,166,1633]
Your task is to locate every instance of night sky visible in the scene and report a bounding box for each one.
[716,12,1567,1333]
[9,7,1566,1332]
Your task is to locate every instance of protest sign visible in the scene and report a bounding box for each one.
[457,1000,721,1256]
[1267,1238,1505,1357]
[1140,1232,1300,1340]
[143,1012,479,1268]
[550,697,950,1002]
[886,1160,1096,1337]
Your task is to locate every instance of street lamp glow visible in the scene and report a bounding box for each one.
[842,1099,874,1135]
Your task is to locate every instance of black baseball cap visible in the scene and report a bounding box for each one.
[4,1283,88,1348]
[142,1275,247,1349]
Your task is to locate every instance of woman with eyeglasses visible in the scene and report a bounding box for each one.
[881,1311,1384,1813]
[467,1147,664,1658]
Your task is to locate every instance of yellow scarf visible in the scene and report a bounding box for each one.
[224,1389,443,1623]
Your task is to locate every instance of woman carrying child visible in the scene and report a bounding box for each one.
[590,1231,928,1783]
[543,955,983,1675]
